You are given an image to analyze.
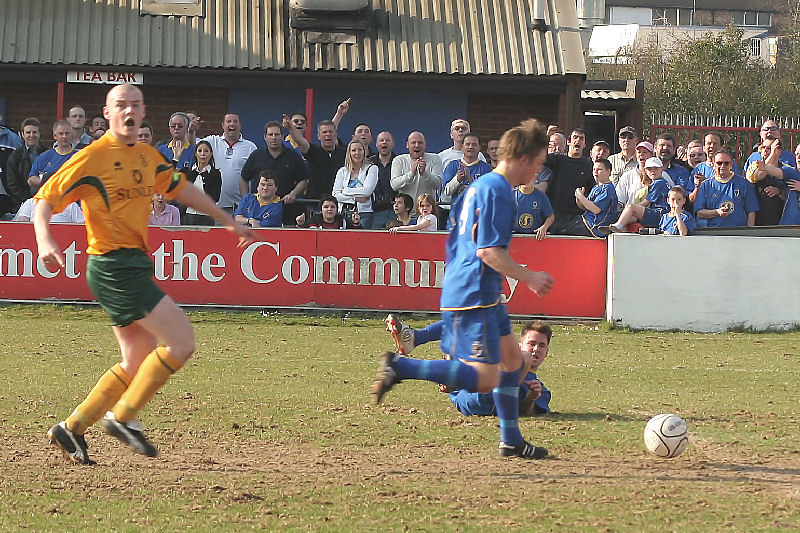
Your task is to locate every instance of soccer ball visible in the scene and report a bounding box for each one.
[643,414,688,458]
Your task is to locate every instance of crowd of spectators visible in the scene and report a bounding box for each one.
[2,101,799,234]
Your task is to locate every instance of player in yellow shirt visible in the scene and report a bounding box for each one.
[33,84,255,464]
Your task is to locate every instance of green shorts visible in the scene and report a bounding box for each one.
[86,249,165,327]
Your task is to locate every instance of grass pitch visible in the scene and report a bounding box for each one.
[1,305,798,531]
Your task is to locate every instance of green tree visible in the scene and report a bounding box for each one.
[587,26,800,120]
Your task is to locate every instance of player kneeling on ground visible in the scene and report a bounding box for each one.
[446,321,552,417]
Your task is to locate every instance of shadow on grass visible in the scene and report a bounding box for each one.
[487,459,800,487]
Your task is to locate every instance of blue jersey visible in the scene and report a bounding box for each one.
[691,160,742,182]
[234,194,283,227]
[158,142,196,170]
[441,172,514,310]
[664,164,691,192]
[442,159,493,200]
[694,175,759,227]
[448,372,550,416]
[646,178,670,213]
[744,150,796,176]
[29,148,77,181]
[659,211,696,235]
[513,187,553,234]
[779,167,800,225]
[582,181,618,237]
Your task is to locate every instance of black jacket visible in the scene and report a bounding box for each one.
[6,143,47,208]
[185,166,222,203]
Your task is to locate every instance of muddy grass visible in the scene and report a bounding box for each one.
[3,422,799,531]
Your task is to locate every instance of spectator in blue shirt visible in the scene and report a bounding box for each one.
[234,171,283,228]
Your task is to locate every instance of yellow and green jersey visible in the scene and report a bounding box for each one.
[35,132,187,255]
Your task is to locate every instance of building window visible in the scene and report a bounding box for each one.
[652,8,692,26]
[750,38,762,57]
[731,11,771,27]
[140,0,203,17]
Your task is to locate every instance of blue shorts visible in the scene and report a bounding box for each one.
[440,305,511,364]
[641,206,666,227]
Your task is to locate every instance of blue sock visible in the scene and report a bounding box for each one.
[413,320,444,347]
[394,357,478,390]
[493,366,524,446]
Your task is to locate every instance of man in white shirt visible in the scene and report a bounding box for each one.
[391,131,443,214]
[197,113,257,214]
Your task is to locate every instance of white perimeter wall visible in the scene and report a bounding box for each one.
[606,234,800,332]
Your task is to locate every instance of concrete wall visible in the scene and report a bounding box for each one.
[606,234,800,332]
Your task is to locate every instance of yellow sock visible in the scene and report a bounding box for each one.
[65,363,131,434]
[112,347,184,423]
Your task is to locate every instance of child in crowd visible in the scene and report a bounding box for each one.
[659,186,695,236]
[296,195,350,229]
[600,156,670,234]
[513,176,554,239]
[385,193,416,229]
[388,193,438,233]
[573,157,618,237]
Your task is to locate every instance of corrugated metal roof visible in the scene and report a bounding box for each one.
[0,0,585,76]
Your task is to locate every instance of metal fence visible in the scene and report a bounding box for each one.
[650,114,800,163]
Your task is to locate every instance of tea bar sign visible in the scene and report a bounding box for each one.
[67,71,144,84]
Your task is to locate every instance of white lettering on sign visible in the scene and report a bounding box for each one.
[237,241,445,289]
[66,71,144,85]
[0,242,82,278]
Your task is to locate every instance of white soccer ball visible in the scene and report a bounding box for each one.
[643,413,688,458]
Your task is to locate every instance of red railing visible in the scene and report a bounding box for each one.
[649,114,800,164]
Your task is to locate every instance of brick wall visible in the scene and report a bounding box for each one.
[1,81,229,141]
[467,93,561,144]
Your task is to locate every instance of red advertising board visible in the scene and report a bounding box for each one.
[0,223,606,317]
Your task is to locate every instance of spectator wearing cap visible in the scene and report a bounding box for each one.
[614,141,675,211]
[600,156,671,234]
[590,140,610,162]
[608,126,639,185]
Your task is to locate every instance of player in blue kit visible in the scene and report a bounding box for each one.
[694,151,759,228]
[373,119,554,459]
[447,321,552,417]
[513,179,554,238]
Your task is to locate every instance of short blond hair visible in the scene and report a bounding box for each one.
[451,119,470,131]
[498,118,548,161]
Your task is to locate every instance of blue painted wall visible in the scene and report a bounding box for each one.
[229,80,467,153]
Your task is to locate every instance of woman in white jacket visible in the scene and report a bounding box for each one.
[333,140,378,228]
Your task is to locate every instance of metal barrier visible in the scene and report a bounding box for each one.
[649,113,800,163]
